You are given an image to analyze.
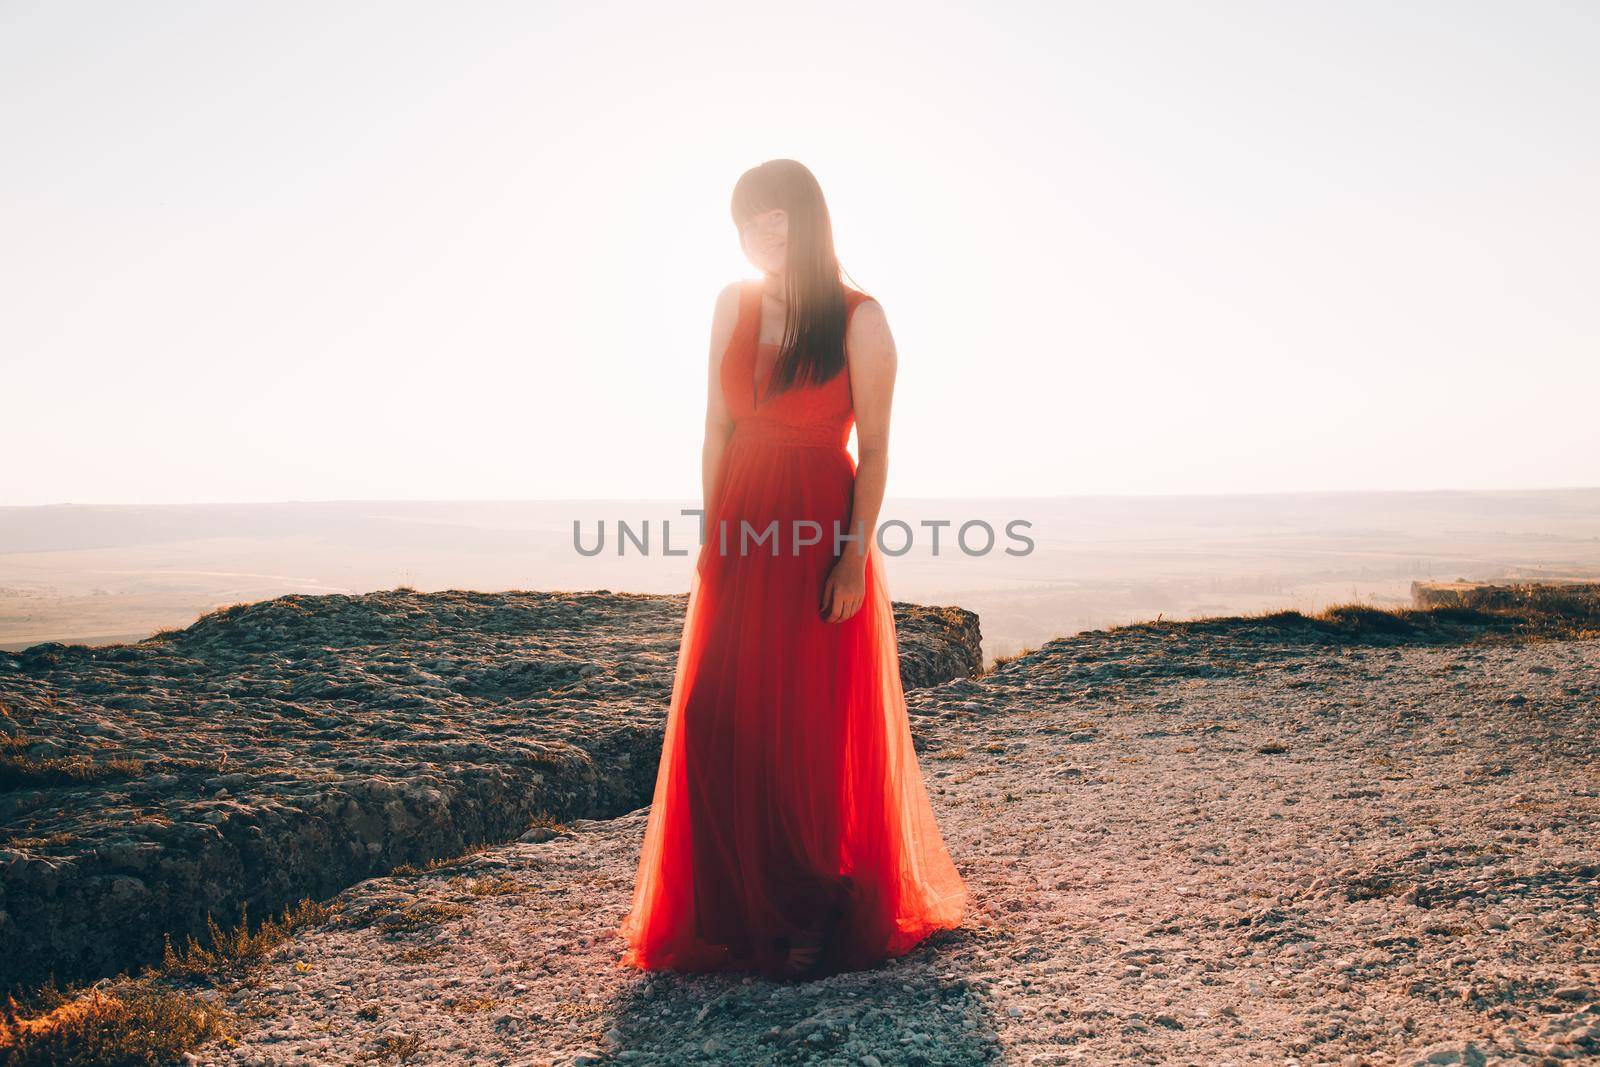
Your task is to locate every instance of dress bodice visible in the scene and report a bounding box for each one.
[720,280,872,450]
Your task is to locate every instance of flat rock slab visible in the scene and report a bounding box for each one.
[183,627,1598,1065]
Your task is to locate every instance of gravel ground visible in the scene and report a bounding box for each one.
[180,621,1598,1066]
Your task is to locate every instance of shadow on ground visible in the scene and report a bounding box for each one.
[603,927,1003,1065]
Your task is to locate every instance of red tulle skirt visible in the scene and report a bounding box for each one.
[616,423,969,980]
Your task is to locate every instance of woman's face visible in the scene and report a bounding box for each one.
[739,207,788,275]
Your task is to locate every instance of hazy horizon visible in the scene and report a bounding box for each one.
[16,481,1600,509]
[6,489,1599,661]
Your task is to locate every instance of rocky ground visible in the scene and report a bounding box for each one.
[144,611,1600,1066]
[0,590,982,993]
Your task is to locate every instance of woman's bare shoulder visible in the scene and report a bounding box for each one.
[707,281,745,369]
[845,292,891,352]
[845,287,885,322]
[713,280,744,328]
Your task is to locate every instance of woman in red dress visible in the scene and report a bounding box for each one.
[617,159,968,981]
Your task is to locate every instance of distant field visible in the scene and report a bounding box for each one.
[3,490,1599,663]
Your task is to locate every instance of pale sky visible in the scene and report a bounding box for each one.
[2,0,1596,506]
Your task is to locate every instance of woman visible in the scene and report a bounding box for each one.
[617,159,968,981]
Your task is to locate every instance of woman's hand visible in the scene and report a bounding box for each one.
[820,554,866,623]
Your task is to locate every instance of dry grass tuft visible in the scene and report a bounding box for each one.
[154,897,342,981]
[375,902,473,936]
[390,841,497,877]
[0,977,231,1067]
[468,875,522,897]
[369,1033,427,1062]
[0,754,145,790]
[985,644,1043,673]
[1122,597,1600,645]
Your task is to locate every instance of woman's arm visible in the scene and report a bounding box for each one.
[699,283,740,562]
[821,298,897,622]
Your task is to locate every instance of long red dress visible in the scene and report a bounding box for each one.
[616,278,968,980]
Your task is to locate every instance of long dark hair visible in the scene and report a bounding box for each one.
[730,159,865,398]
